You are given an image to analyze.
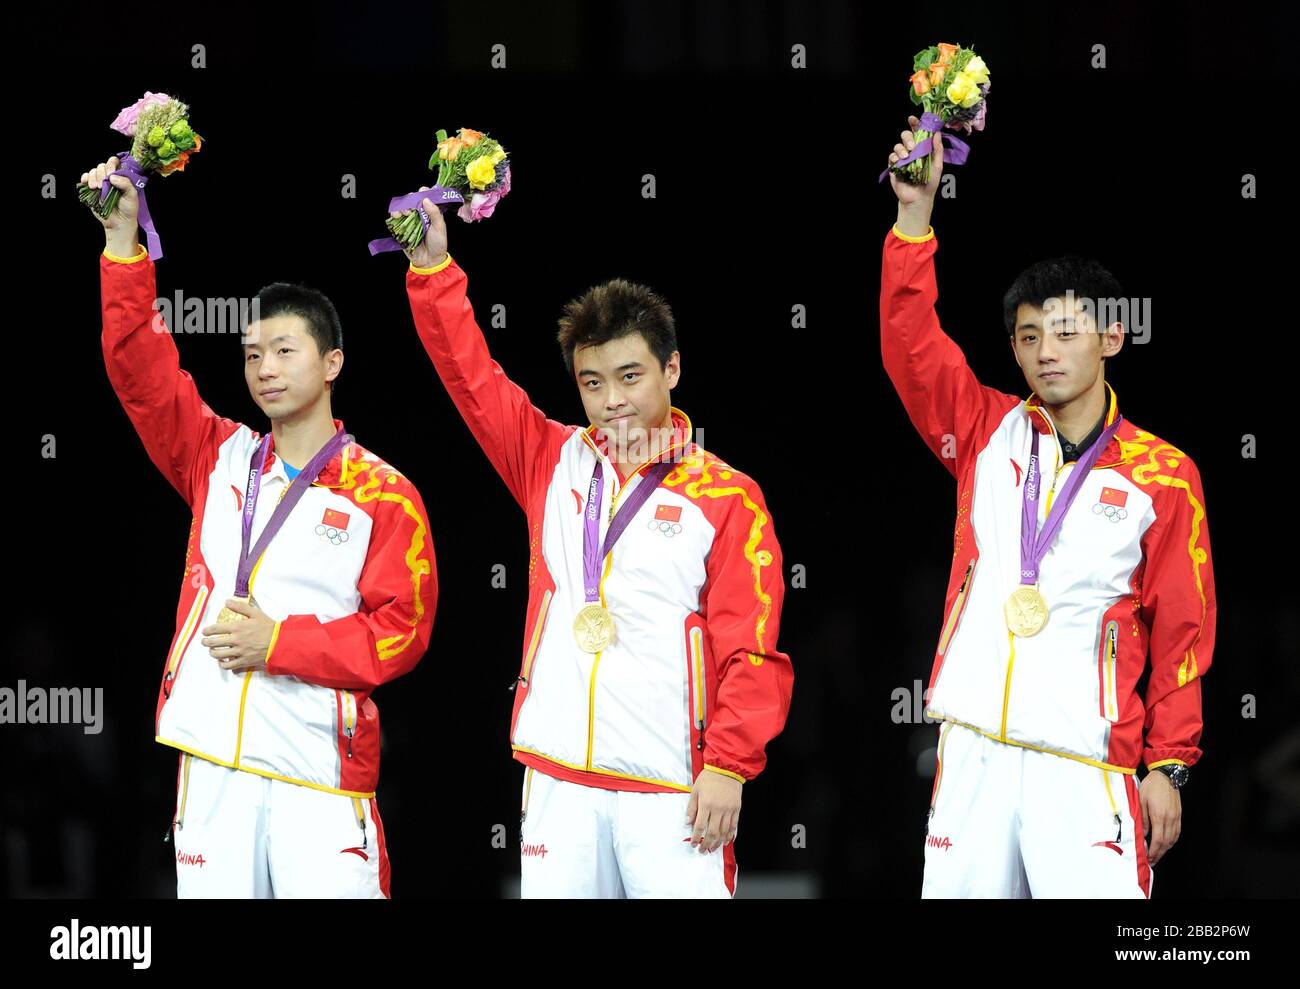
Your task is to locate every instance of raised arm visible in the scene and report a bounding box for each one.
[879,119,1020,478]
[85,156,241,506]
[400,192,574,510]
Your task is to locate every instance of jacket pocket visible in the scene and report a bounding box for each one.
[512,587,553,698]
[339,689,357,760]
[688,625,707,753]
[936,558,976,657]
[1098,619,1119,722]
[163,585,210,699]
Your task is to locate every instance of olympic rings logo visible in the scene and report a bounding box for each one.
[315,523,350,545]
[1091,503,1128,523]
[648,519,683,538]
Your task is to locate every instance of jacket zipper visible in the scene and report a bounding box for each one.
[927,722,954,833]
[519,766,534,845]
[510,588,553,692]
[937,558,976,656]
[164,753,193,843]
[351,797,368,850]
[163,585,210,698]
[341,689,356,760]
[689,626,707,752]
[1100,620,1120,722]
[1101,768,1122,842]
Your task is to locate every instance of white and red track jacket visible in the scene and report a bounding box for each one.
[404,253,793,793]
[101,244,437,798]
[880,224,1216,777]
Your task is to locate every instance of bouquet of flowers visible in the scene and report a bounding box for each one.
[78,92,202,260]
[370,127,511,256]
[879,42,990,186]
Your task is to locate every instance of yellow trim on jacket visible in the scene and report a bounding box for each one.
[704,764,747,784]
[103,243,149,264]
[891,223,935,244]
[409,252,454,275]
[156,738,377,798]
[927,715,1137,774]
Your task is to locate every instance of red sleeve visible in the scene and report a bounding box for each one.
[1139,455,1216,770]
[404,254,574,509]
[700,474,794,783]
[264,473,437,691]
[879,225,1021,478]
[100,245,242,506]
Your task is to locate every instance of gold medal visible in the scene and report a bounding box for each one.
[1004,585,1049,637]
[216,594,258,625]
[573,604,617,653]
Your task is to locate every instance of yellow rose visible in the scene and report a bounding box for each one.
[947,72,981,108]
[489,146,506,164]
[964,56,990,85]
[466,155,498,190]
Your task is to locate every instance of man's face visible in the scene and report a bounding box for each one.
[1009,296,1123,403]
[574,332,680,460]
[242,314,342,420]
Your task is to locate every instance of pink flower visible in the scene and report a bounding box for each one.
[110,92,173,137]
[456,165,511,222]
[458,189,502,222]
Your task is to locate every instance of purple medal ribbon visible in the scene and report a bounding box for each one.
[876,111,971,183]
[367,186,465,256]
[101,153,164,260]
[1019,413,1124,586]
[581,457,679,602]
[234,426,352,597]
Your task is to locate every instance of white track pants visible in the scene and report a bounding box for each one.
[922,722,1153,898]
[518,767,735,898]
[170,752,390,898]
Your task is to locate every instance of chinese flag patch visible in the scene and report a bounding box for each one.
[1099,487,1128,507]
[321,508,351,530]
[654,504,682,523]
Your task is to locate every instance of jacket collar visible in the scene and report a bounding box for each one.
[258,417,353,487]
[580,406,695,467]
[1023,381,1126,469]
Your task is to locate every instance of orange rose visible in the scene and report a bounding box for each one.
[937,42,960,65]
[458,128,485,146]
[438,137,467,161]
[929,61,948,85]
[910,69,932,96]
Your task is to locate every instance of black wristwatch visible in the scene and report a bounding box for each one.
[1153,763,1190,789]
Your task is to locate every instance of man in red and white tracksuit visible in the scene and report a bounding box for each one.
[398,194,793,898]
[880,121,1216,898]
[88,156,437,897]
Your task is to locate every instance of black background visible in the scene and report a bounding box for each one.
[7,0,1294,905]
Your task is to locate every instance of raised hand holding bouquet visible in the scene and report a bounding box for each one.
[77,92,202,260]
[878,42,990,185]
[369,127,511,255]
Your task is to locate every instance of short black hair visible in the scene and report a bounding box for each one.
[556,278,677,376]
[1003,256,1125,338]
[250,282,344,392]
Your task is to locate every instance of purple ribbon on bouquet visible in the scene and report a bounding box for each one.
[102,153,163,260]
[876,111,971,183]
[367,186,465,255]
